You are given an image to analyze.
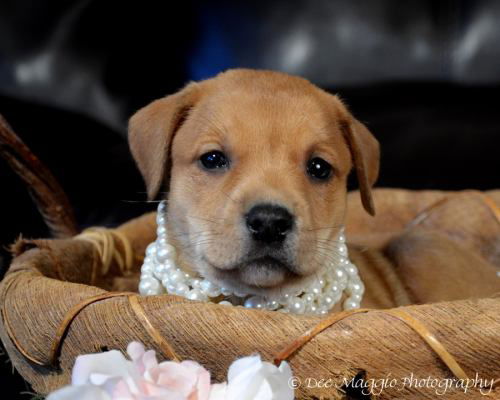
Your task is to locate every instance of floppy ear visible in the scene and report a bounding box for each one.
[342,117,380,216]
[128,83,200,200]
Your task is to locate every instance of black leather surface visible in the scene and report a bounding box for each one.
[1,1,500,131]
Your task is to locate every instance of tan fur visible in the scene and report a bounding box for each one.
[129,69,500,308]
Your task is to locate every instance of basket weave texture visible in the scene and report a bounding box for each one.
[0,188,499,400]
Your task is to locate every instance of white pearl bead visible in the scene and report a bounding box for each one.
[221,287,232,296]
[187,289,207,301]
[174,282,189,296]
[156,244,176,263]
[244,296,266,309]
[190,279,201,288]
[200,280,222,297]
[158,234,167,243]
[347,279,364,295]
[139,278,162,296]
[308,281,322,297]
[158,201,167,214]
[318,306,330,315]
[219,300,233,306]
[146,243,157,257]
[146,288,161,296]
[156,214,166,226]
[349,293,363,303]
[141,262,153,274]
[143,255,154,265]
[334,268,348,286]
[153,262,175,280]
[343,298,360,310]
[338,233,346,243]
[344,263,358,277]
[339,257,349,266]
[234,290,247,297]
[328,282,341,296]
[319,295,335,309]
[278,308,290,313]
[208,288,222,297]
[157,236,169,248]
[200,280,213,293]
[140,272,154,281]
[169,270,185,284]
[165,259,177,270]
[157,225,167,237]
[288,297,306,314]
[306,304,318,314]
[266,300,280,310]
[338,244,347,256]
[279,293,291,304]
[138,279,150,295]
[166,283,177,293]
[303,293,315,304]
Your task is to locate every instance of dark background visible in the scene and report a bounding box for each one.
[0,1,499,397]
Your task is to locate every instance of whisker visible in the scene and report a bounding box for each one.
[168,231,224,239]
[302,224,344,232]
[185,215,227,225]
[220,190,243,205]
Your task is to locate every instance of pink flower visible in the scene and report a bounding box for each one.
[48,342,211,400]
[47,343,294,400]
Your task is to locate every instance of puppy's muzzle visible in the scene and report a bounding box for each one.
[245,203,294,244]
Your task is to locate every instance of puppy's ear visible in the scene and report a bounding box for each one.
[128,83,200,199]
[342,117,380,216]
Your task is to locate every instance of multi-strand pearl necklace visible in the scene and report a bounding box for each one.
[139,201,365,315]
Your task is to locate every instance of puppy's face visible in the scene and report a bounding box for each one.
[130,70,379,297]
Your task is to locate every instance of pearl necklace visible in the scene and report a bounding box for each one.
[138,201,364,315]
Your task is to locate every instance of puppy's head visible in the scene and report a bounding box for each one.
[129,69,379,297]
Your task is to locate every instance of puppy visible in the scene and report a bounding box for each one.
[129,69,500,309]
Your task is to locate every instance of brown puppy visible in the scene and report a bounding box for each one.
[129,69,500,308]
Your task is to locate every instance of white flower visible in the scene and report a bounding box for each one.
[47,343,294,400]
[208,355,294,400]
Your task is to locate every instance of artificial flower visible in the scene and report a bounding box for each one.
[47,342,294,400]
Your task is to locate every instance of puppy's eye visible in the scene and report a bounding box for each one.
[307,157,333,181]
[199,151,229,170]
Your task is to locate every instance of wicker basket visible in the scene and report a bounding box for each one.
[1,189,499,399]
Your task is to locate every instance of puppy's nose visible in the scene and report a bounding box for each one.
[245,204,294,244]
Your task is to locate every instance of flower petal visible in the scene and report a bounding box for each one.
[47,384,111,400]
[72,350,131,386]
[127,341,146,362]
[252,379,274,400]
[273,361,295,400]
[143,350,159,371]
[182,361,211,400]
[225,356,294,400]
[261,366,294,400]
[208,383,227,400]
[227,355,262,383]
[154,361,198,395]
[226,356,266,400]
